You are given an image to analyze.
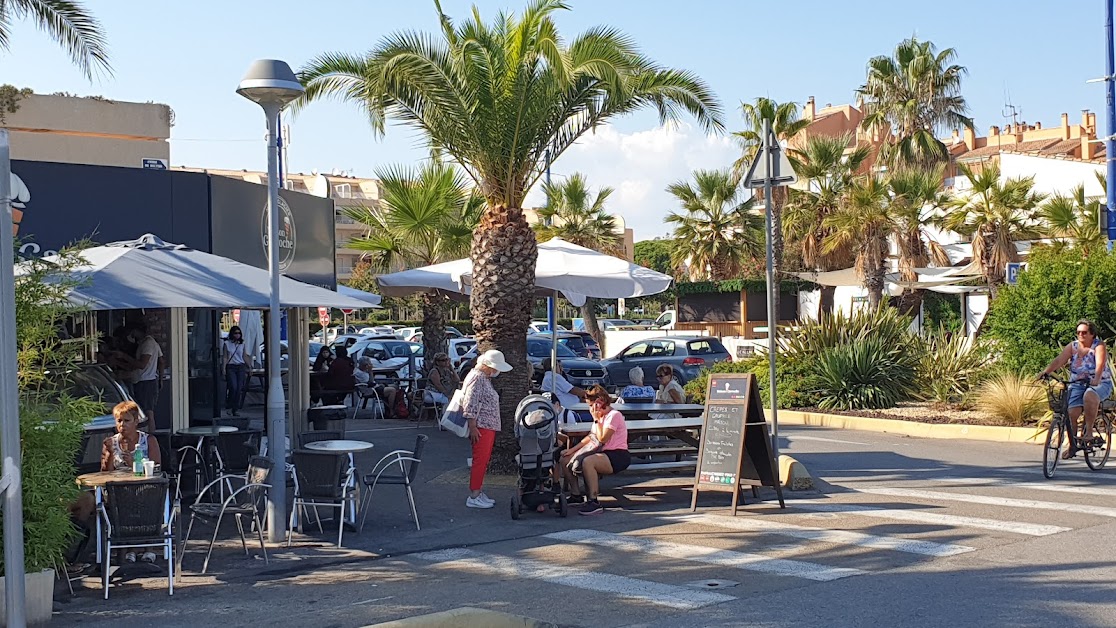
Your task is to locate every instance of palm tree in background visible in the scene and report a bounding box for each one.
[822,176,893,309]
[534,173,621,343]
[857,36,971,168]
[344,159,482,359]
[732,97,810,317]
[1040,173,1106,255]
[298,0,723,466]
[666,168,762,281]
[2,0,111,79]
[939,163,1046,298]
[887,165,952,314]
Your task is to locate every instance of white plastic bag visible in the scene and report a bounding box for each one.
[439,389,469,437]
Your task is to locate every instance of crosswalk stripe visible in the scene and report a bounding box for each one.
[857,487,1116,519]
[936,477,1116,498]
[544,529,864,582]
[668,513,974,557]
[792,501,1070,536]
[413,548,734,610]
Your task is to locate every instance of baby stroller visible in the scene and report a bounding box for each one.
[510,394,568,519]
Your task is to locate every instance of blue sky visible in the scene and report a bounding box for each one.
[2,0,1105,239]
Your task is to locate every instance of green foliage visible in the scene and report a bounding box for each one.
[975,371,1046,426]
[2,244,100,575]
[779,305,913,359]
[985,246,1116,374]
[0,84,32,124]
[815,336,918,410]
[923,291,963,332]
[684,359,754,404]
[634,240,674,276]
[917,325,991,403]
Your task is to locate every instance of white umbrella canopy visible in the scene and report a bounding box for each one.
[337,284,383,307]
[375,238,673,306]
[21,234,372,311]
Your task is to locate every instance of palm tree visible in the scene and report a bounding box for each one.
[822,176,892,308]
[534,173,621,343]
[857,37,972,168]
[887,166,952,314]
[783,134,871,313]
[731,97,809,316]
[939,163,1046,298]
[344,159,482,359]
[298,0,722,464]
[1040,173,1106,255]
[665,169,762,281]
[1,0,110,79]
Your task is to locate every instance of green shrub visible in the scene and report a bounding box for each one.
[986,246,1116,374]
[917,325,991,403]
[815,336,919,410]
[975,371,1046,426]
[779,305,914,360]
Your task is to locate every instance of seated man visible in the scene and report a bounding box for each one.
[617,367,656,403]
[540,358,588,423]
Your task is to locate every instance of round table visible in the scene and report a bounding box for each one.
[304,439,374,453]
[76,470,156,487]
[177,426,238,436]
[177,426,241,481]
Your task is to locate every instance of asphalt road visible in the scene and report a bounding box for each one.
[56,422,1116,628]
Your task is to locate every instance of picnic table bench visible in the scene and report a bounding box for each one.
[560,415,704,471]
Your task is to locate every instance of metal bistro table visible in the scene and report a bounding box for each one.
[303,440,375,525]
[77,471,170,566]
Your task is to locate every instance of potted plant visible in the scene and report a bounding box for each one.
[1,246,98,622]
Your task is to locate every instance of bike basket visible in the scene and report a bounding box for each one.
[1046,384,1067,412]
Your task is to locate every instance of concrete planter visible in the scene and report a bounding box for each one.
[0,568,56,626]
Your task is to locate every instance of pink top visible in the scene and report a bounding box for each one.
[595,409,628,452]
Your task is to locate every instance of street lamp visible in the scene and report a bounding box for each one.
[237,59,304,542]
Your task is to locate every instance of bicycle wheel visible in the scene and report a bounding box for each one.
[1043,417,1065,479]
[1085,416,1113,470]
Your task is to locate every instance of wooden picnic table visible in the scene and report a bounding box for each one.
[567,403,706,421]
[560,416,704,471]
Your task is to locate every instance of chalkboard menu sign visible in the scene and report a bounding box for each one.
[691,372,785,513]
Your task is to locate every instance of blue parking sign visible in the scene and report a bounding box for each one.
[1006,262,1024,284]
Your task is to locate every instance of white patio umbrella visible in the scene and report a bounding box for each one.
[337,285,383,307]
[21,234,371,310]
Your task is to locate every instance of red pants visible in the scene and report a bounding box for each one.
[470,428,497,491]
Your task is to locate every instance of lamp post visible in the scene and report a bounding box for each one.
[237,59,304,542]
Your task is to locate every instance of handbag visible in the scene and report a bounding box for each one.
[568,433,603,475]
[439,389,469,437]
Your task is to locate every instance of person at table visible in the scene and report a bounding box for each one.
[540,358,588,422]
[618,367,656,403]
[650,364,687,419]
[222,325,250,417]
[313,346,334,373]
[560,385,629,516]
[462,349,513,509]
[324,345,357,390]
[96,401,163,564]
[426,352,461,406]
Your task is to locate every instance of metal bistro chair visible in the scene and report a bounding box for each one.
[407,378,443,426]
[181,456,273,574]
[360,434,428,532]
[288,450,355,548]
[99,478,174,599]
[351,383,386,420]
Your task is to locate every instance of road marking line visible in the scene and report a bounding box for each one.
[935,477,1116,498]
[788,435,870,446]
[414,548,733,610]
[545,529,864,581]
[668,513,974,557]
[792,502,1070,536]
[857,487,1116,519]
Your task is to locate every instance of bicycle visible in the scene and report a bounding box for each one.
[1040,373,1113,478]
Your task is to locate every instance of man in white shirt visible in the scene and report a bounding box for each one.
[540,359,588,422]
[128,321,164,430]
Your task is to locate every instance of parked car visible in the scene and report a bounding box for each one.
[410,328,466,344]
[525,335,609,389]
[596,318,638,331]
[528,321,567,334]
[359,325,396,337]
[531,331,592,359]
[329,334,367,353]
[347,338,425,377]
[395,327,420,341]
[601,336,731,387]
[654,309,676,330]
[446,337,478,369]
[570,331,602,360]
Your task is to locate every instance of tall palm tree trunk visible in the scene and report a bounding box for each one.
[581,298,602,347]
[770,187,788,322]
[420,292,448,366]
[471,206,537,471]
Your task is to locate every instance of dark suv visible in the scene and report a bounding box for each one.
[525,335,609,389]
[600,336,732,386]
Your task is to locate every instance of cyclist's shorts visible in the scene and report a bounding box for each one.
[1068,380,1114,409]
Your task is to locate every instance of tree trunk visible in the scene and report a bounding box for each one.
[897,288,925,318]
[581,298,602,347]
[866,268,885,310]
[419,292,447,369]
[470,205,537,472]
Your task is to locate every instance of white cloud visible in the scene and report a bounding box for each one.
[525,122,740,240]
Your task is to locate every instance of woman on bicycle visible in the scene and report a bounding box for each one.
[1040,319,1113,458]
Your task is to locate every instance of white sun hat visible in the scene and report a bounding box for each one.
[478,349,513,373]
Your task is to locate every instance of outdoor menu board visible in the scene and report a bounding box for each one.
[691,372,785,513]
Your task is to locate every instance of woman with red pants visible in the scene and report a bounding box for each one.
[462,349,513,508]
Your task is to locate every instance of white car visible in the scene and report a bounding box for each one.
[359,325,396,336]
[528,321,567,334]
[395,327,420,341]
[446,338,478,369]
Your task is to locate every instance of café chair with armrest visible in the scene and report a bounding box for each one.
[360,434,427,532]
[288,450,354,548]
[181,456,272,574]
[99,478,174,599]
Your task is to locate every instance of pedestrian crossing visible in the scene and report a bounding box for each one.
[409,475,1116,612]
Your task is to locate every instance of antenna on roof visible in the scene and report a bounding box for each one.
[1002,90,1022,131]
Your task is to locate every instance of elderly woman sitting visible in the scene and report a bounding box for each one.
[426,352,461,405]
[618,367,656,403]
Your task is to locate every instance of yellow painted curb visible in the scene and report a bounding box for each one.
[777,409,1043,445]
[778,454,813,491]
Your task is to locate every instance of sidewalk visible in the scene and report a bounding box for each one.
[56,408,732,626]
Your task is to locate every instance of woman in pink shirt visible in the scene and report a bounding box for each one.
[560,385,629,515]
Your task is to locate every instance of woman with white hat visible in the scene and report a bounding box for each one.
[461,349,513,508]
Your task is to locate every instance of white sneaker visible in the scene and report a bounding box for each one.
[476,492,496,505]
[466,495,494,509]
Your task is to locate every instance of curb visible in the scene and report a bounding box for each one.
[778,454,813,491]
[777,409,1042,445]
[366,607,556,628]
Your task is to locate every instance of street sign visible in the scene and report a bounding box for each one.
[317,306,330,328]
[142,158,168,170]
[743,130,797,189]
[1006,262,1026,284]
[340,308,354,315]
